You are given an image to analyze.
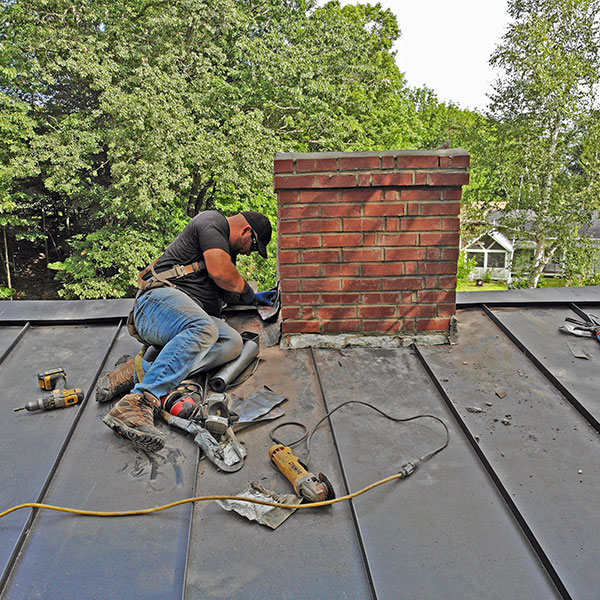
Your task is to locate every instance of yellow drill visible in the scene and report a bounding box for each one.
[14,368,84,412]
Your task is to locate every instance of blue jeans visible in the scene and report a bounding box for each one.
[130,287,243,399]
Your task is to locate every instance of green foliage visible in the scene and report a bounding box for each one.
[487,0,600,287]
[0,286,14,299]
[562,237,600,286]
[456,251,477,283]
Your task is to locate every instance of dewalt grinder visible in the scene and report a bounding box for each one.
[269,444,335,503]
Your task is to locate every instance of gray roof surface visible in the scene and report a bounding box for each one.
[0,287,599,599]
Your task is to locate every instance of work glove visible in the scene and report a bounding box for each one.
[239,283,256,305]
[255,290,277,306]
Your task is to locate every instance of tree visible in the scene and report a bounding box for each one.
[487,0,600,287]
[1,0,423,298]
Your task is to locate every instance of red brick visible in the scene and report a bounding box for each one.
[406,262,419,274]
[282,279,300,292]
[398,304,437,317]
[359,305,396,318]
[321,204,361,217]
[341,279,380,292]
[371,172,414,186]
[301,249,341,263]
[363,320,404,333]
[442,247,460,260]
[322,233,362,247]
[438,303,457,316]
[439,156,452,168]
[403,319,416,332]
[429,172,470,187]
[381,277,423,290]
[384,217,400,231]
[401,217,442,231]
[381,156,395,169]
[439,276,458,288]
[319,306,357,319]
[322,320,361,333]
[282,320,320,334]
[338,156,380,170]
[402,188,441,201]
[302,219,342,233]
[361,292,404,304]
[341,189,383,203]
[274,159,294,173]
[322,263,361,277]
[421,202,461,215]
[282,293,320,305]
[281,306,302,319]
[296,158,338,172]
[442,217,460,231]
[322,293,360,304]
[280,234,321,249]
[300,189,339,203]
[377,233,419,246]
[384,248,425,261]
[426,248,440,260]
[407,203,421,215]
[315,174,357,188]
[383,189,400,201]
[302,279,340,292]
[343,248,383,262]
[281,205,320,219]
[417,290,456,303]
[358,173,371,186]
[279,220,299,234]
[415,172,428,185]
[343,217,385,232]
[420,232,460,246]
[442,188,463,200]
[362,263,403,276]
[280,264,320,278]
[364,233,377,245]
[417,318,451,331]
[278,250,299,264]
[397,155,438,169]
[363,203,406,217]
[274,175,316,189]
[278,190,300,204]
[451,154,470,168]
[418,262,457,275]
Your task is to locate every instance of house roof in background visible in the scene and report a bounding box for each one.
[0,286,599,599]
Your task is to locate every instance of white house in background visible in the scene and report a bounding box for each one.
[463,231,514,282]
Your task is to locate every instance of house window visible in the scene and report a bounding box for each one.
[467,251,485,267]
[487,252,506,268]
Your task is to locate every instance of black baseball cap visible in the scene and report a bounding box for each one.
[242,211,272,258]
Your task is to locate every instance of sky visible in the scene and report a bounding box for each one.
[331,0,511,112]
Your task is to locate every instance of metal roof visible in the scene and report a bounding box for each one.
[0,286,599,599]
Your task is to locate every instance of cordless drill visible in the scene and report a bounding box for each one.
[269,444,335,503]
[14,368,84,413]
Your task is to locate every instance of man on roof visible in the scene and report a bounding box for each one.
[97,210,275,452]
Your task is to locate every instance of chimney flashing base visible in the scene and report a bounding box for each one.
[281,332,450,349]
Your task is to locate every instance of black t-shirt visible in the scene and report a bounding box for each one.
[151,211,232,315]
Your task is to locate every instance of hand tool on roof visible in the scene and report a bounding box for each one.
[14,388,84,412]
[37,367,67,391]
[559,311,600,341]
[160,393,246,472]
[269,444,335,503]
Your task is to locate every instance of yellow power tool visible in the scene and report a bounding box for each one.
[269,444,335,503]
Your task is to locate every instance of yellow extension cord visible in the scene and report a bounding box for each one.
[0,472,405,519]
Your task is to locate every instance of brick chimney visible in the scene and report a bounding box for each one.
[274,150,469,348]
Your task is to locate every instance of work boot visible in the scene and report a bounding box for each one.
[103,392,166,452]
[95,355,135,403]
[162,380,203,420]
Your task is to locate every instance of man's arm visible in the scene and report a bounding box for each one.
[203,248,247,293]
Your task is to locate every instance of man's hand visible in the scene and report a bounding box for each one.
[255,290,276,306]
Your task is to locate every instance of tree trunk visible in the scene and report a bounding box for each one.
[3,226,13,297]
[530,240,557,288]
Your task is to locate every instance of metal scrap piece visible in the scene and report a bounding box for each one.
[567,341,592,360]
[232,386,288,423]
[216,482,300,529]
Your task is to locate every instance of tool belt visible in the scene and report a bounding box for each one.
[127,259,208,373]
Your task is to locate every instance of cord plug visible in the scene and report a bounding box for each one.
[398,461,418,478]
